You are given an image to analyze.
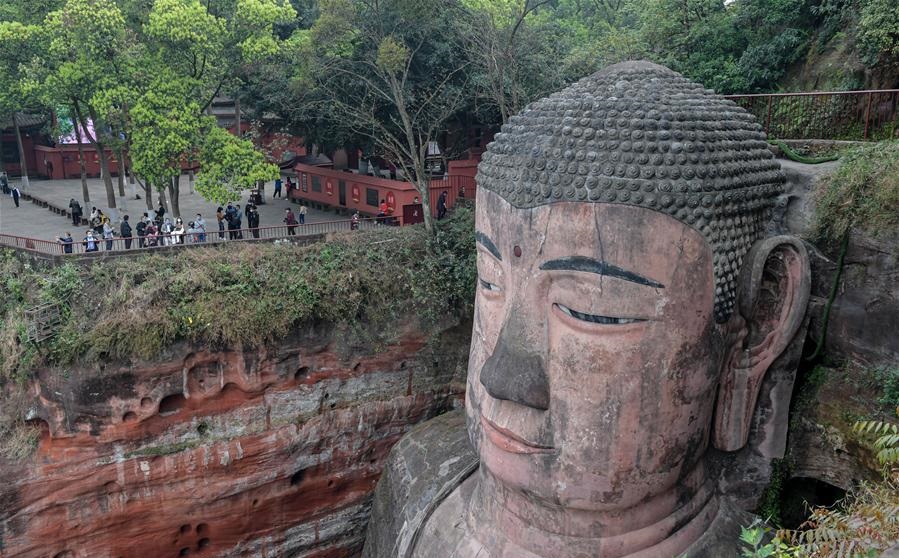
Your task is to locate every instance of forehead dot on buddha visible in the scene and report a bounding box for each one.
[514,245,522,258]
[477,60,784,322]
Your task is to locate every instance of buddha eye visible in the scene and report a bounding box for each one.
[555,303,644,325]
[479,278,501,292]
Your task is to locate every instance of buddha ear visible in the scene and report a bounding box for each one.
[713,236,810,452]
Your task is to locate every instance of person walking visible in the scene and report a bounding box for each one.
[102,221,115,250]
[10,185,20,208]
[284,208,298,235]
[351,211,360,231]
[273,177,283,199]
[120,215,133,249]
[0,172,8,195]
[233,205,243,239]
[155,202,166,229]
[194,213,206,242]
[57,232,74,254]
[298,203,307,225]
[225,203,238,240]
[69,199,83,226]
[437,190,448,220]
[136,215,148,248]
[83,230,99,252]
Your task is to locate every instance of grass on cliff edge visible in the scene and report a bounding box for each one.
[0,208,476,385]
[813,140,899,244]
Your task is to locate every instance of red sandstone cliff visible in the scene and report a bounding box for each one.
[0,323,469,558]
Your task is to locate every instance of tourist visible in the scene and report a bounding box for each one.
[102,221,115,250]
[437,190,448,220]
[120,215,133,249]
[136,214,148,248]
[225,203,239,239]
[155,202,166,228]
[285,177,293,199]
[82,230,99,252]
[172,218,185,244]
[145,223,158,247]
[10,185,21,207]
[378,199,387,224]
[233,205,243,239]
[69,198,83,226]
[298,203,307,224]
[246,203,260,239]
[216,206,225,239]
[351,211,360,231]
[273,177,283,198]
[161,217,174,245]
[284,208,298,235]
[57,232,74,254]
[0,171,8,194]
[186,221,199,243]
[194,213,206,242]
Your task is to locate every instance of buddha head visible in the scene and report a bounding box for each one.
[466,61,810,517]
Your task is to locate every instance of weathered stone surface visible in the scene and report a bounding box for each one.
[0,323,468,558]
[776,159,899,366]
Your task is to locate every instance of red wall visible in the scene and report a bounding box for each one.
[290,163,476,223]
[35,145,121,179]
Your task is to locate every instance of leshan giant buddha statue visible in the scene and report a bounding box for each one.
[363,61,811,558]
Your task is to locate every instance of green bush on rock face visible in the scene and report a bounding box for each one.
[0,209,477,382]
[813,140,899,244]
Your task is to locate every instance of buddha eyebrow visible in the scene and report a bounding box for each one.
[475,231,502,261]
[539,256,665,288]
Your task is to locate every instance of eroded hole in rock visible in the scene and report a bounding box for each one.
[294,366,310,381]
[159,393,186,416]
[327,479,334,487]
[122,412,137,423]
[400,361,407,369]
[179,547,191,557]
[140,397,153,409]
[781,476,847,529]
[179,524,192,535]
[197,538,210,550]
[52,551,74,558]
[290,469,306,486]
[196,422,210,436]
[221,383,242,397]
[196,523,209,536]
[252,498,259,507]
[353,362,361,371]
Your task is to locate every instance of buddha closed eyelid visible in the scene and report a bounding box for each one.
[540,256,665,289]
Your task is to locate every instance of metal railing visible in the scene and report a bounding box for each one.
[724,90,899,141]
[0,218,381,257]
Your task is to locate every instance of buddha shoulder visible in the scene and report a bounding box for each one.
[362,409,478,558]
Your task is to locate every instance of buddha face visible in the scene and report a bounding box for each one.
[466,188,728,511]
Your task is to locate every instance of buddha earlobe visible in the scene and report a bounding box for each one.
[712,236,811,452]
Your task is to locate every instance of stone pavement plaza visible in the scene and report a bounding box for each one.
[0,175,346,242]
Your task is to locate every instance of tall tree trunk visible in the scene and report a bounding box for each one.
[168,174,181,218]
[235,97,241,137]
[157,185,169,215]
[115,145,126,197]
[13,114,29,189]
[72,117,90,204]
[94,143,117,210]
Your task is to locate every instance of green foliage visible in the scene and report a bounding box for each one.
[854,409,899,470]
[813,141,899,244]
[740,519,801,558]
[857,0,899,62]
[874,367,899,408]
[756,459,791,527]
[195,126,280,202]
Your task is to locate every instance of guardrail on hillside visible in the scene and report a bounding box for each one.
[724,90,899,141]
[0,218,382,257]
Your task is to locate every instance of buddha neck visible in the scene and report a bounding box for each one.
[465,461,718,558]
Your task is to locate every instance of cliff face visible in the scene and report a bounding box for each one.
[0,322,469,558]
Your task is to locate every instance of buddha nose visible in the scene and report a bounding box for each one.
[479,319,549,411]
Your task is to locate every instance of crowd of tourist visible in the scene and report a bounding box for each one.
[55,193,315,253]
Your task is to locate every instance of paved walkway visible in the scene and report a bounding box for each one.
[0,175,346,242]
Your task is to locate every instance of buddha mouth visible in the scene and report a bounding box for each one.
[481,415,555,455]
